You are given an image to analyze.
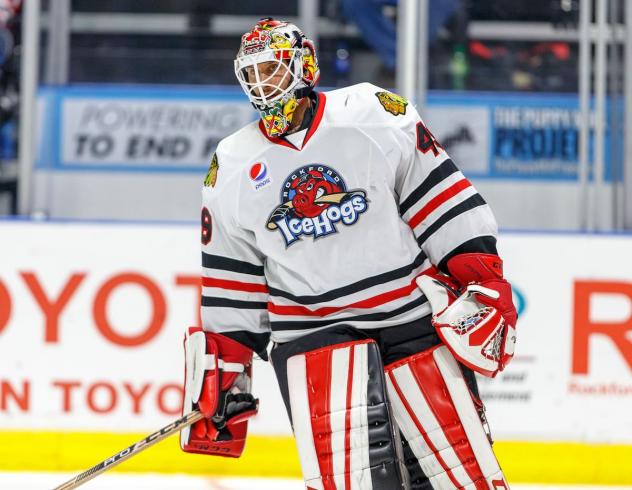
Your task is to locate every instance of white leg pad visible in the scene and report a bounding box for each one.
[285,339,406,490]
[287,341,375,490]
[385,345,509,489]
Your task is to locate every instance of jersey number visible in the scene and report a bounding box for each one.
[416,121,442,157]
[201,207,212,245]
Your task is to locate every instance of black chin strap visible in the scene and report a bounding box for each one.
[294,85,313,100]
[293,91,318,133]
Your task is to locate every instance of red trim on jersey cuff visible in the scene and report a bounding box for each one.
[258,93,327,151]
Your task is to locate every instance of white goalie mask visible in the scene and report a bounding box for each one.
[234,18,320,137]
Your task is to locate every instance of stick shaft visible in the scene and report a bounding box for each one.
[52,411,204,490]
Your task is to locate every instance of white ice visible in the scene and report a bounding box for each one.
[3,472,631,490]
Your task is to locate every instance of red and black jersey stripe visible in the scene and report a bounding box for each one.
[399,158,460,217]
[201,296,267,310]
[415,193,488,247]
[201,252,268,313]
[202,252,265,276]
[269,294,427,331]
[268,251,427,305]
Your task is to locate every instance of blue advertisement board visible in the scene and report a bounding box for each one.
[427,91,622,182]
[35,85,622,182]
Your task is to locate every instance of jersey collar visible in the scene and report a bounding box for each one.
[258,92,326,151]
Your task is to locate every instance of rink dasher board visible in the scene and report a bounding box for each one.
[0,221,631,483]
[31,85,623,230]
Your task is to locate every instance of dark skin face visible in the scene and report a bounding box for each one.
[244,60,311,134]
[287,97,311,134]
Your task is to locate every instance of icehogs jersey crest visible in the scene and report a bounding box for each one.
[265,164,368,246]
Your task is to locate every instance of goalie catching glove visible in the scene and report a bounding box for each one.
[180,327,258,457]
[417,253,517,377]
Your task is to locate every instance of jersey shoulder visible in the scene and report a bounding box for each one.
[203,120,266,194]
[323,82,414,126]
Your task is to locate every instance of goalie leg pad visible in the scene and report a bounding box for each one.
[274,329,408,490]
[385,345,508,489]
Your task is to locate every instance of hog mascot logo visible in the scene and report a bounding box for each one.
[266,164,368,246]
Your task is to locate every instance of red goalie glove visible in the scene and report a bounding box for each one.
[180,327,258,457]
[417,253,517,377]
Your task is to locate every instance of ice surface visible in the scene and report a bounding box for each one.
[4,472,631,490]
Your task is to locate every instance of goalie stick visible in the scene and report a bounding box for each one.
[52,410,204,490]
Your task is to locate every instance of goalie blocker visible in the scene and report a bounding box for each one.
[180,327,258,457]
[270,323,508,490]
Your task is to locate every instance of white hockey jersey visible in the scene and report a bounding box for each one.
[200,83,498,351]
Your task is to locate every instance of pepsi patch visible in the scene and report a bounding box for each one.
[249,162,273,191]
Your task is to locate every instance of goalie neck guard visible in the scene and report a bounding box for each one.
[234,18,320,138]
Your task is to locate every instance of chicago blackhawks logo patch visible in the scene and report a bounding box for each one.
[266,164,368,246]
[375,91,408,116]
[204,153,219,187]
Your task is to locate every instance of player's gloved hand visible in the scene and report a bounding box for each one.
[416,253,517,377]
[180,327,258,457]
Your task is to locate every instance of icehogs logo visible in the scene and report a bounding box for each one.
[266,164,368,246]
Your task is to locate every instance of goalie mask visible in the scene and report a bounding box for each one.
[234,18,320,138]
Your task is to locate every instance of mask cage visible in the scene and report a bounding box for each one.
[234,49,303,107]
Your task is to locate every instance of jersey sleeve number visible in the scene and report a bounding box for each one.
[416,121,443,157]
[201,207,212,245]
